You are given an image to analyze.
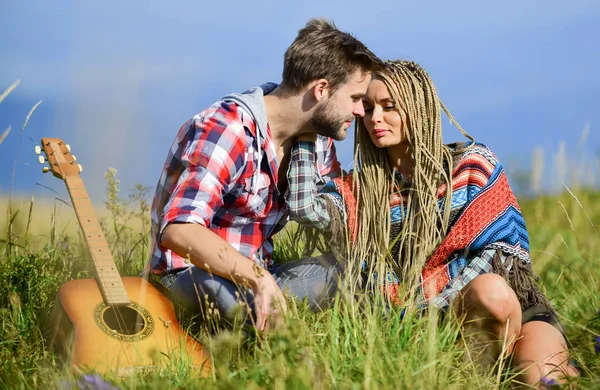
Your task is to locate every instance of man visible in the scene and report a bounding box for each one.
[149,18,381,331]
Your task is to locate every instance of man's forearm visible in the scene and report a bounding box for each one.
[160,223,266,290]
[288,140,332,230]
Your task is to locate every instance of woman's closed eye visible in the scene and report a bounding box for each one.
[363,104,394,114]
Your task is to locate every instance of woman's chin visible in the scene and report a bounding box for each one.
[371,138,390,149]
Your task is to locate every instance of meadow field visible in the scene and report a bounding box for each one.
[1,167,600,389]
[1,83,599,389]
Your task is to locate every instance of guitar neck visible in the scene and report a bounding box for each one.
[64,176,130,306]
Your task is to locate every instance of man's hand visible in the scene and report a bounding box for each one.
[161,223,287,331]
[296,133,317,143]
[253,272,288,331]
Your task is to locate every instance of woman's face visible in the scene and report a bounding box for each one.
[362,78,406,149]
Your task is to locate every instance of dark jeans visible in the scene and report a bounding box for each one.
[164,253,343,326]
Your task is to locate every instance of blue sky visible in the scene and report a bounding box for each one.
[1,1,599,203]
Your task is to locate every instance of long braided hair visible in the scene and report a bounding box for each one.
[343,60,474,301]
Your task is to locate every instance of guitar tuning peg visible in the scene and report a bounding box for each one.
[72,155,77,162]
[42,167,50,174]
[66,144,71,152]
[77,164,83,172]
[38,155,45,164]
[34,145,41,155]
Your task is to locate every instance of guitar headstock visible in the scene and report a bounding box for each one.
[36,137,82,179]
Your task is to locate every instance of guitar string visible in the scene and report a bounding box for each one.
[69,176,138,367]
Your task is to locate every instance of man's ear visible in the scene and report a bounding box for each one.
[312,79,330,102]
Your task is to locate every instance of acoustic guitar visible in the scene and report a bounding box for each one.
[39,137,211,376]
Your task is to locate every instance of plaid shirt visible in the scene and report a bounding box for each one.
[287,141,332,230]
[150,99,340,276]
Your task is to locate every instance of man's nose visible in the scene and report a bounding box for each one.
[353,101,365,118]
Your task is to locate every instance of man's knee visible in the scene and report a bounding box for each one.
[196,277,252,318]
[170,268,253,321]
[273,253,342,311]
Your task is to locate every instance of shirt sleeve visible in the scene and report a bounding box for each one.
[159,103,247,235]
[287,140,332,230]
[315,135,342,184]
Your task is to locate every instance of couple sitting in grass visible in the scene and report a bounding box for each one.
[148,18,577,387]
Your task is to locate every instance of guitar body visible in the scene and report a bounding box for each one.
[50,276,211,375]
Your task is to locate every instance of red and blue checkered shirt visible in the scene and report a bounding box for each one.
[149,99,340,275]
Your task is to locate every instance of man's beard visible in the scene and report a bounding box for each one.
[309,101,351,141]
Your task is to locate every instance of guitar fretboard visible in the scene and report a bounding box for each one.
[65,176,130,306]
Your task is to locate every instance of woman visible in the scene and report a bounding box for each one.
[287,60,577,386]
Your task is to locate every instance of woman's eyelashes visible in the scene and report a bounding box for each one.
[362,104,395,114]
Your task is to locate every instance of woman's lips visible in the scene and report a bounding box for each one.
[372,128,388,138]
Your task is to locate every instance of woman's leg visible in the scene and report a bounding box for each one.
[453,273,577,387]
[512,321,578,387]
[453,273,523,372]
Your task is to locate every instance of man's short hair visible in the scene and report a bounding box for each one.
[282,18,382,94]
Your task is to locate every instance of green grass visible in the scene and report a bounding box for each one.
[1,80,599,388]
[1,177,600,389]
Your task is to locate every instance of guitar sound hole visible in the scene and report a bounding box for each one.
[103,306,146,336]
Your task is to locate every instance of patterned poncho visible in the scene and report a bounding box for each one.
[288,141,549,311]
